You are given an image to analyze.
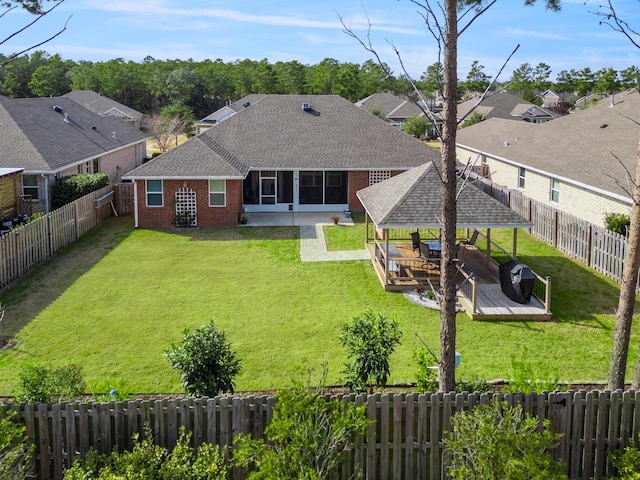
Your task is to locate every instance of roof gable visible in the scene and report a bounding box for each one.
[63,90,142,120]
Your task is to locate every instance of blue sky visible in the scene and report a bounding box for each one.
[4,0,640,81]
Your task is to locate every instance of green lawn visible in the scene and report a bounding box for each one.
[0,216,636,396]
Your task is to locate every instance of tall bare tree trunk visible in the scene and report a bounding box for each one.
[612,138,640,390]
[438,0,459,393]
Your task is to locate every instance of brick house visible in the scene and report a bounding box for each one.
[123,94,440,228]
[455,89,640,227]
[0,95,149,214]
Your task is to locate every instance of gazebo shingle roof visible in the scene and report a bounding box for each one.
[357,162,532,229]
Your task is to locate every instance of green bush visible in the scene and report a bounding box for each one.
[505,347,560,394]
[605,212,631,235]
[455,376,493,393]
[414,347,438,393]
[610,438,640,479]
[51,173,109,210]
[63,425,227,480]
[165,319,241,397]
[234,366,370,479]
[444,400,567,479]
[0,411,35,480]
[340,309,402,393]
[16,363,86,403]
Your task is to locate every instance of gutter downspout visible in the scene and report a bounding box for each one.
[132,180,139,228]
[41,174,50,213]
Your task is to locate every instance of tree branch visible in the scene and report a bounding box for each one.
[1,0,69,66]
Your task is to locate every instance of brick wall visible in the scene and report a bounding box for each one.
[348,170,406,213]
[348,171,369,212]
[135,179,243,228]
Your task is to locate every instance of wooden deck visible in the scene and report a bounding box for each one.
[367,242,553,321]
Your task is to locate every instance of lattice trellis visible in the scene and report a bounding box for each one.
[175,187,197,227]
[369,170,391,185]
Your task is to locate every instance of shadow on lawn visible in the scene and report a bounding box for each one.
[516,252,629,327]
[0,217,135,340]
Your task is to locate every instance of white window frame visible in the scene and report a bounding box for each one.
[209,179,226,207]
[146,179,163,207]
[550,178,560,203]
[22,175,39,200]
[369,170,391,185]
[518,167,526,189]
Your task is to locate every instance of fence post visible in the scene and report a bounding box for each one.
[587,225,593,267]
[74,202,80,241]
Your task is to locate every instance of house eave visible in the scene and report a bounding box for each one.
[122,175,245,181]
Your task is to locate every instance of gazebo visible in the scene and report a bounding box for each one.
[357,162,552,320]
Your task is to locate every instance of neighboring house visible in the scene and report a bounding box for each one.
[538,89,560,109]
[355,92,441,136]
[455,89,640,226]
[457,89,560,124]
[195,94,267,133]
[123,94,441,229]
[63,90,143,128]
[0,96,149,214]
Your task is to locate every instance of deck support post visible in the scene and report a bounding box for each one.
[545,276,552,313]
[471,276,477,314]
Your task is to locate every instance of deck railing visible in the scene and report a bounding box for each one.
[475,229,551,313]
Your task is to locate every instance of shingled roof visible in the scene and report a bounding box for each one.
[357,162,532,229]
[0,96,148,174]
[63,90,142,121]
[355,92,425,121]
[456,89,640,201]
[457,89,559,122]
[125,94,439,179]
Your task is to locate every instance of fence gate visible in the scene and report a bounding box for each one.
[175,187,197,227]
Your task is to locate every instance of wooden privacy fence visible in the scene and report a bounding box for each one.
[0,184,132,290]
[8,390,640,480]
[467,172,634,289]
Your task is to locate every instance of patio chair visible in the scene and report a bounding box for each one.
[411,230,421,252]
[461,229,479,246]
[419,243,439,269]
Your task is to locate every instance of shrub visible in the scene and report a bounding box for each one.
[455,377,493,393]
[16,363,86,403]
[505,347,560,394]
[51,173,109,210]
[63,425,227,480]
[444,400,567,479]
[414,347,438,393]
[605,212,631,235]
[0,411,35,480]
[611,438,640,479]
[340,309,402,393]
[165,319,241,397]
[233,365,370,479]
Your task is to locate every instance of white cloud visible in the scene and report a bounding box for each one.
[504,27,569,41]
